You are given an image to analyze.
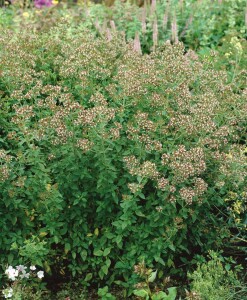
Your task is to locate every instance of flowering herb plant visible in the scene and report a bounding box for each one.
[2,265,44,299]
[0,20,246,292]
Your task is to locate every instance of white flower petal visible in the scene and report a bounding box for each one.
[37,271,44,279]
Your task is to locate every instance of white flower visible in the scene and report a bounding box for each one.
[19,271,30,279]
[5,266,18,281]
[16,265,27,273]
[3,288,13,298]
[37,271,44,279]
[30,265,36,271]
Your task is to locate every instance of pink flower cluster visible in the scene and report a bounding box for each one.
[34,0,52,9]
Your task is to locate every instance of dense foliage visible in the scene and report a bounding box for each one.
[0,20,246,295]
[0,1,246,299]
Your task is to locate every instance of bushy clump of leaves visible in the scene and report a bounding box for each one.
[0,23,246,290]
[201,36,247,91]
[187,251,247,300]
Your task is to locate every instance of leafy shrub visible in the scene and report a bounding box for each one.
[0,23,246,290]
[187,251,247,300]
[0,9,15,28]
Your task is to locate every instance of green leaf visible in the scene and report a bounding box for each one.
[168,244,175,251]
[152,288,177,300]
[115,235,122,245]
[101,265,109,275]
[94,249,104,256]
[155,257,166,266]
[65,243,71,253]
[103,247,111,256]
[121,221,128,230]
[152,291,167,300]
[60,226,68,235]
[10,242,18,250]
[148,270,157,283]
[166,287,177,300]
[8,253,14,264]
[105,232,115,239]
[167,258,174,268]
[11,216,17,225]
[98,286,108,296]
[84,273,93,282]
[135,211,146,217]
[139,193,146,199]
[133,289,149,298]
[80,250,87,261]
[158,270,164,279]
[114,261,126,269]
[105,258,111,267]
[137,176,142,183]
[99,269,104,280]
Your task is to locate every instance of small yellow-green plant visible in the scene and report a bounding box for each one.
[187,251,246,300]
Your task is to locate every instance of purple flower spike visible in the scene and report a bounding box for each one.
[34,0,53,9]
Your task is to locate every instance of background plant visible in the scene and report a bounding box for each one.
[187,251,247,300]
[1,0,246,53]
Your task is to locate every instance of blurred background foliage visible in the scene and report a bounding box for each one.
[1,0,246,51]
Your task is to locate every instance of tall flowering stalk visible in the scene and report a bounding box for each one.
[171,16,178,44]
[110,20,116,32]
[153,18,159,49]
[150,0,156,15]
[106,28,112,41]
[95,18,102,34]
[180,15,193,38]
[141,3,147,34]
[133,32,142,54]
[163,0,170,30]
[152,17,158,49]
[179,0,184,11]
